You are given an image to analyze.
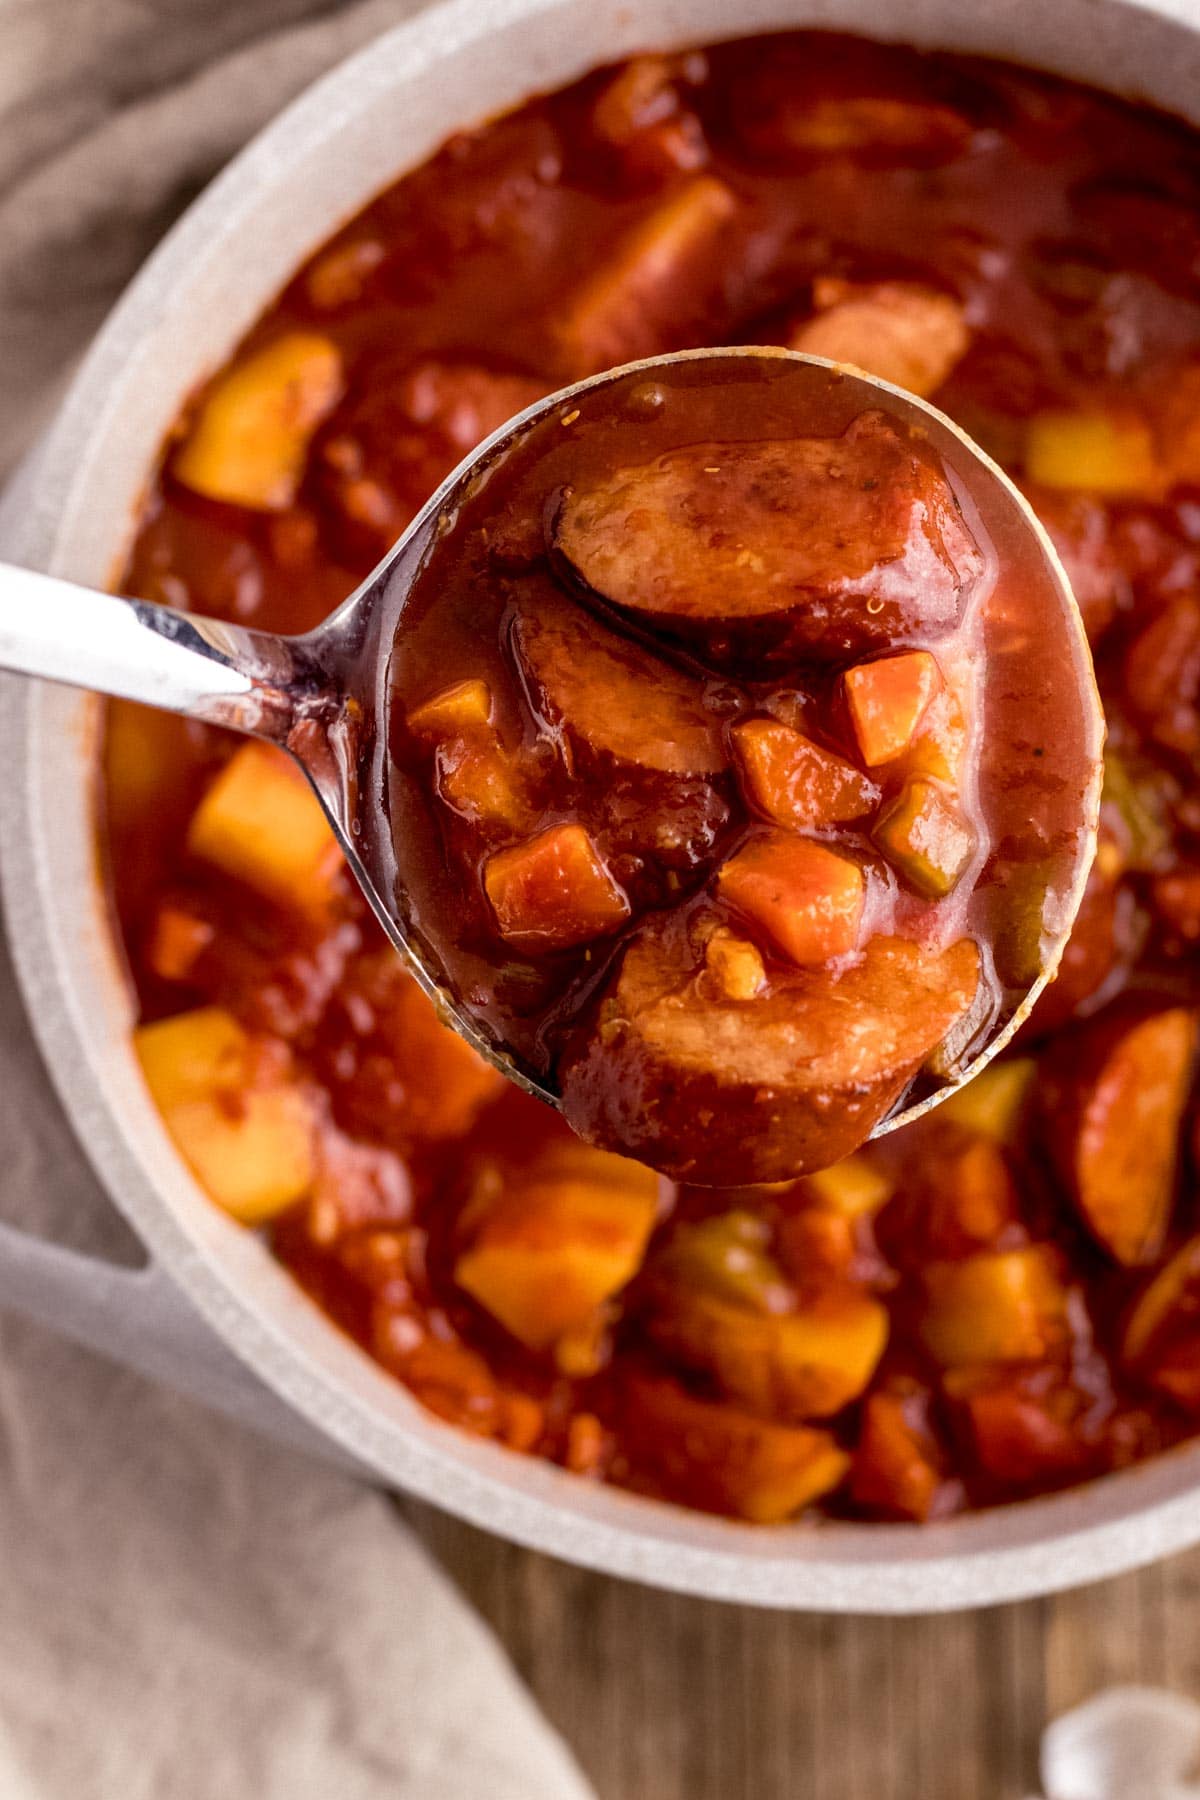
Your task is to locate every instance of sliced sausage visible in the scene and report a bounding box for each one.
[1039,1004,1198,1265]
[557,912,981,1183]
[552,411,985,671]
[511,585,726,777]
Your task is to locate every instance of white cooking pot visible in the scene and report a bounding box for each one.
[2,0,1199,1613]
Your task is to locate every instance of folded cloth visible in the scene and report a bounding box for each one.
[0,3,595,1795]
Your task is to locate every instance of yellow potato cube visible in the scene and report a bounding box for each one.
[134,1006,315,1224]
[407,678,494,738]
[703,928,767,1001]
[165,1089,316,1225]
[135,1006,251,1111]
[1024,410,1162,498]
[187,743,341,911]
[174,331,343,511]
[650,1286,889,1420]
[801,1154,895,1218]
[919,1247,1070,1367]
[455,1145,659,1350]
[938,1059,1036,1143]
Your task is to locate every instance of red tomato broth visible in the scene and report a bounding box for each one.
[104,33,1200,1523]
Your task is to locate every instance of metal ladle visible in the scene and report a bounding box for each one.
[0,348,1102,1135]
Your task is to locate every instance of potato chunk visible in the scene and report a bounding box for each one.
[187,743,342,912]
[717,834,865,965]
[552,175,737,374]
[732,719,878,831]
[174,332,343,510]
[135,1006,314,1224]
[790,280,969,397]
[484,823,630,951]
[622,1373,849,1522]
[407,678,494,737]
[937,1058,1036,1142]
[1041,1007,1198,1265]
[919,1247,1071,1367]
[455,1141,659,1350]
[552,414,982,671]
[559,915,981,1182]
[703,929,767,1001]
[844,650,941,767]
[1024,409,1162,499]
[873,779,976,898]
[646,1214,888,1418]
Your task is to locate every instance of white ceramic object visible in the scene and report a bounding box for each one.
[2,0,1199,1614]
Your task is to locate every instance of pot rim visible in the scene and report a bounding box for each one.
[4,0,1200,1612]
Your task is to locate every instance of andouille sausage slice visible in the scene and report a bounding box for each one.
[511,584,726,776]
[558,912,982,1184]
[552,411,985,671]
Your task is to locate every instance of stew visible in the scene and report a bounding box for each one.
[377,352,1097,1182]
[105,32,1200,1523]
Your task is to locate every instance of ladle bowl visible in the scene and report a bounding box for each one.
[0,346,1103,1140]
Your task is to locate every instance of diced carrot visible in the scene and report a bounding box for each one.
[919,1246,1071,1367]
[407,678,494,737]
[844,651,941,767]
[436,736,530,830]
[483,823,630,951]
[174,332,344,511]
[790,280,969,398]
[553,176,737,374]
[732,718,878,831]
[776,1208,859,1288]
[1024,409,1162,499]
[882,1126,1018,1264]
[454,1143,659,1350]
[703,928,767,1001]
[187,743,342,912]
[716,833,864,965]
[134,1006,315,1223]
[850,1391,943,1521]
[146,905,214,984]
[961,1383,1088,1484]
[873,779,976,898]
[1043,1007,1198,1266]
[622,1373,850,1523]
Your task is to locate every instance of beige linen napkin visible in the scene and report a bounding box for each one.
[0,4,595,1795]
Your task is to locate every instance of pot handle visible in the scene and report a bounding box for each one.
[0,1216,361,1468]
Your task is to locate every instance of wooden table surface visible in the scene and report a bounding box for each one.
[409,1504,1197,1799]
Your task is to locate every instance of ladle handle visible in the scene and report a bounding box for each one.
[0,559,303,741]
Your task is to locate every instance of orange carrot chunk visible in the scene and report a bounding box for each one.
[844,650,941,766]
[484,823,630,952]
[732,718,878,831]
[716,833,865,964]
